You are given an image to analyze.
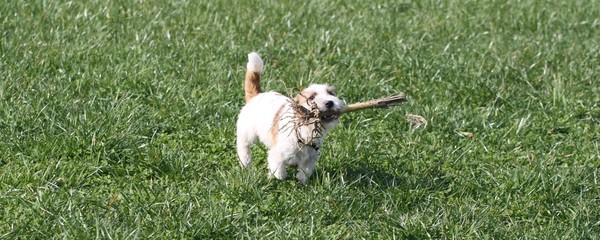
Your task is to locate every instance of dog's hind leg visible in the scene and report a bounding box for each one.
[236,132,255,167]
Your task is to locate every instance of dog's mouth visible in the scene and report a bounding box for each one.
[319,111,340,123]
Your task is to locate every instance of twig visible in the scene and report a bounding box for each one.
[341,93,407,113]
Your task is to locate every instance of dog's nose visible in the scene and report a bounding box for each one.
[325,101,334,109]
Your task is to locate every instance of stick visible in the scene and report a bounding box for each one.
[341,92,407,113]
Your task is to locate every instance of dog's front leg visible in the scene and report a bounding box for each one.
[296,152,318,185]
[267,149,288,180]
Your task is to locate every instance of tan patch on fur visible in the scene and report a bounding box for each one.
[244,71,261,102]
[270,104,285,146]
[294,90,314,105]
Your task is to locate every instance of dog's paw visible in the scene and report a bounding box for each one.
[296,172,308,185]
[269,169,288,180]
[239,161,251,168]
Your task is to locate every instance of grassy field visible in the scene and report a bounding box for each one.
[1,0,599,238]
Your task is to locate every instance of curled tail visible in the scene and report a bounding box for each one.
[244,52,264,102]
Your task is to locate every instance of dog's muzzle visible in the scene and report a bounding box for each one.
[319,110,340,123]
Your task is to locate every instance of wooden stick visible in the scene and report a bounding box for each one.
[341,92,407,113]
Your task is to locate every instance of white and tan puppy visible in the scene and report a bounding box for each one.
[236,52,343,185]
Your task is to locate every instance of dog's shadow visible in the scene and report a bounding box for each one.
[312,160,451,192]
[313,165,402,190]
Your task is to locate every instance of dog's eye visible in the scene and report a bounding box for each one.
[327,90,335,96]
[308,94,315,100]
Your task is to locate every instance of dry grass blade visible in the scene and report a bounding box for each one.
[341,93,407,113]
[406,113,427,129]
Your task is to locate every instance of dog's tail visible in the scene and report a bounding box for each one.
[244,52,264,102]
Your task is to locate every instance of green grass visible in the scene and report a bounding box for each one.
[1,0,599,238]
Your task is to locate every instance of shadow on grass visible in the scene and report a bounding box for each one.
[316,159,453,193]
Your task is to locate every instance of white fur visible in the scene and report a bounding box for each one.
[237,53,343,185]
[246,52,264,73]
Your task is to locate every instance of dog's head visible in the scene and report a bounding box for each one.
[294,84,344,128]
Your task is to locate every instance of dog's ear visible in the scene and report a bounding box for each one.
[326,85,336,96]
[294,92,307,105]
[294,90,318,107]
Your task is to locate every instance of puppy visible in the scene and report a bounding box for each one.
[236,52,343,185]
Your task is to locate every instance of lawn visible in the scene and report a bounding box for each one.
[1,0,598,238]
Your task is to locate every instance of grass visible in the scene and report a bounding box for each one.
[1,0,599,238]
